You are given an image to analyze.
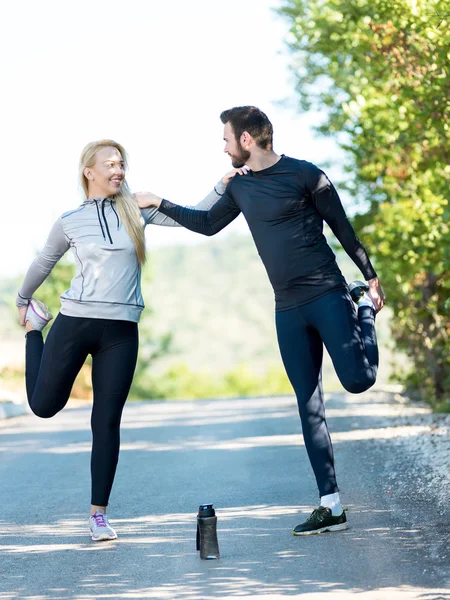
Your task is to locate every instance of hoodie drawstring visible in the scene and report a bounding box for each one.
[110,200,120,231]
[101,200,114,244]
[95,201,106,241]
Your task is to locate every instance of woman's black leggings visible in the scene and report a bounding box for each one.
[25,314,139,507]
[276,288,378,497]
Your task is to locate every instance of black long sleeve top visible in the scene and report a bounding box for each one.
[158,155,377,311]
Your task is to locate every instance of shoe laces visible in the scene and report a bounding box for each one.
[92,512,108,528]
[306,506,329,524]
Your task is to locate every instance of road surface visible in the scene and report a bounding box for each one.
[0,392,449,599]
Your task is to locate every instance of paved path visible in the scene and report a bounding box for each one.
[0,393,449,600]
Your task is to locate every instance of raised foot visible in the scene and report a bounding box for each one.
[348,280,369,303]
[25,298,53,332]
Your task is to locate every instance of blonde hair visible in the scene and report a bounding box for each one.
[79,139,146,264]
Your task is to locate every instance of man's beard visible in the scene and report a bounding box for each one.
[230,144,250,168]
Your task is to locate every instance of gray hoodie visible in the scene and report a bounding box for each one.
[16,181,226,322]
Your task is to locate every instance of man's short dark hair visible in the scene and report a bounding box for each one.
[220,106,273,150]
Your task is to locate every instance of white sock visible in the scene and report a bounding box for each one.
[320,492,343,516]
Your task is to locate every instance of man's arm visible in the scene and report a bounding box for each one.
[138,179,228,227]
[305,163,385,310]
[157,187,241,236]
[139,176,241,236]
[136,167,248,227]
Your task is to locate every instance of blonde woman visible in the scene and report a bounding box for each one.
[16,140,243,541]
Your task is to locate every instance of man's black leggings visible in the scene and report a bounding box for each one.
[276,288,378,497]
[25,314,139,507]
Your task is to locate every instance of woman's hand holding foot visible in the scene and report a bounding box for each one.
[18,306,34,332]
[18,306,27,327]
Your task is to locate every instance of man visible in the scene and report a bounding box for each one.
[137,106,385,535]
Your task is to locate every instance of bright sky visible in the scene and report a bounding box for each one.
[1,0,343,279]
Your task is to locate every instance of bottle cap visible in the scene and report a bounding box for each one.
[198,503,215,517]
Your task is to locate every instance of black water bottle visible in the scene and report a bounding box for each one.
[196,503,220,560]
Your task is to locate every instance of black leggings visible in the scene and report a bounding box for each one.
[25,314,139,506]
[276,288,378,497]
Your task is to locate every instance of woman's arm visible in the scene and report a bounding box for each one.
[16,218,70,316]
[136,167,248,226]
[306,163,385,310]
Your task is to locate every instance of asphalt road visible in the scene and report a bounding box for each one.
[0,392,449,600]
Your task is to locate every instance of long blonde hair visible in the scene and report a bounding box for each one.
[79,139,146,264]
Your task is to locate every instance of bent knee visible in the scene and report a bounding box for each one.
[341,374,376,394]
[29,403,58,419]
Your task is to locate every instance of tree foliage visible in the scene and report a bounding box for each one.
[130,362,293,400]
[279,0,450,405]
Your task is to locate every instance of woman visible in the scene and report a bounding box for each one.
[16,139,244,541]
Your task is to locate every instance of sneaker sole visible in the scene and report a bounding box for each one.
[292,522,348,536]
[91,532,118,542]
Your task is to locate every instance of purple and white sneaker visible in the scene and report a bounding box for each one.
[89,510,118,542]
[25,298,53,331]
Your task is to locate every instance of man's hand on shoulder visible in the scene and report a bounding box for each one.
[134,192,162,209]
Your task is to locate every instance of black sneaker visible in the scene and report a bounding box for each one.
[348,280,369,303]
[292,506,348,536]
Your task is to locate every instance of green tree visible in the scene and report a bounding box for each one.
[279,0,450,405]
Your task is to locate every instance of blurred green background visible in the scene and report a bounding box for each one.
[0,233,398,402]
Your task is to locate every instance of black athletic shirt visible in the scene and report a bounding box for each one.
[159,155,377,311]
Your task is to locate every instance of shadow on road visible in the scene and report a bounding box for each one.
[0,506,449,599]
[1,393,449,599]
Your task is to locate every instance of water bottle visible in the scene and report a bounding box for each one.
[196,503,220,560]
